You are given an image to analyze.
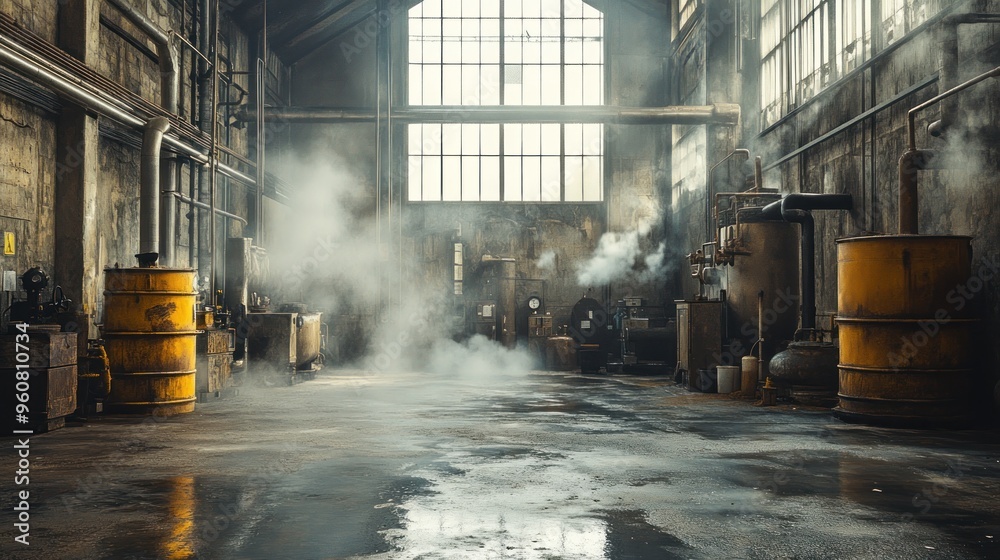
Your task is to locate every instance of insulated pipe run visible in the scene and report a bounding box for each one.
[245,103,743,125]
[0,43,259,190]
[139,117,172,267]
[760,193,853,331]
[901,65,1000,234]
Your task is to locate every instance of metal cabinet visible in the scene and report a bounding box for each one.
[676,300,722,392]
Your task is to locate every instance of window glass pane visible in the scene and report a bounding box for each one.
[541,156,561,201]
[442,123,462,154]
[541,124,560,155]
[462,156,480,200]
[565,123,583,155]
[504,157,522,201]
[482,124,501,154]
[442,65,462,104]
[462,123,480,153]
[583,155,601,201]
[504,123,522,154]
[565,156,583,201]
[522,156,541,201]
[422,156,442,201]
[442,156,462,200]
[541,66,561,104]
[522,65,541,105]
[522,123,541,154]
[481,156,500,200]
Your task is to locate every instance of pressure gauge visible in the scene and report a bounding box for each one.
[527,296,542,310]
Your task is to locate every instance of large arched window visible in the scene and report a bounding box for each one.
[407,0,605,202]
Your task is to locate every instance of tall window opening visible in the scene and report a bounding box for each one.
[408,0,605,202]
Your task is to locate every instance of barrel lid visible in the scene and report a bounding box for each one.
[104,266,197,272]
[836,234,973,243]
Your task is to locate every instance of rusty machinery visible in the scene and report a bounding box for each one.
[680,151,798,391]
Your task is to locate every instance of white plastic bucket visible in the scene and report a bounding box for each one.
[717,366,739,394]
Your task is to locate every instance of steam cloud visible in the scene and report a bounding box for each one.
[267,150,535,380]
[574,218,671,287]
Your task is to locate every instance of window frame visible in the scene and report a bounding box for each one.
[406,0,606,203]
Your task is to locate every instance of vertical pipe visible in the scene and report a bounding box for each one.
[139,117,172,267]
[197,0,212,287]
[209,0,220,303]
[257,0,267,244]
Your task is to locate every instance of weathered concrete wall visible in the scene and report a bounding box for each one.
[0,95,56,281]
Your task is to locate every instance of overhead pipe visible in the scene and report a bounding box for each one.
[243,103,743,125]
[105,0,181,266]
[138,117,171,267]
[0,43,258,191]
[928,13,1000,138]
[760,193,853,331]
[901,65,1000,234]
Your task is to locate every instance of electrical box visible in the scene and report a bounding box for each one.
[676,300,723,392]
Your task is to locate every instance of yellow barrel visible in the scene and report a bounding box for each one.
[835,235,976,427]
[103,268,199,415]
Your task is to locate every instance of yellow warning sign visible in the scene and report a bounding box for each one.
[3,232,14,255]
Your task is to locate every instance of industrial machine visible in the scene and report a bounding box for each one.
[570,295,610,374]
[246,303,324,384]
[675,300,722,391]
[7,267,72,324]
[761,193,853,406]
[612,297,677,374]
[524,294,552,367]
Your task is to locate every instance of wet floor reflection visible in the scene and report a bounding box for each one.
[162,476,196,560]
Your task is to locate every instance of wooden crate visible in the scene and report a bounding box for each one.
[4,365,77,433]
[0,332,78,368]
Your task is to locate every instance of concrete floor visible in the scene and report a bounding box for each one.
[4,369,1000,560]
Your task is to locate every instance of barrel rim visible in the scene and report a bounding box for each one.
[836,317,980,324]
[104,290,198,296]
[836,234,973,244]
[104,267,197,273]
[104,331,202,336]
[838,365,976,374]
[109,369,197,377]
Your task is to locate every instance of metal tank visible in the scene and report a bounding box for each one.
[723,211,800,363]
[103,267,199,415]
[835,235,977,427]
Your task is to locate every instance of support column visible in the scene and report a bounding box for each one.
[54,0,100,333]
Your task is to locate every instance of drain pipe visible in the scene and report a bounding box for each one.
[760,193,853,332]
[138,117,172,267]
[901,65,1000,234]
[928,13,1000,138]
[197,0,213,286]
[105,0,180,266]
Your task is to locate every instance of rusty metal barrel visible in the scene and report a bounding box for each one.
[835,235,977,427]
[103,268,199,415]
